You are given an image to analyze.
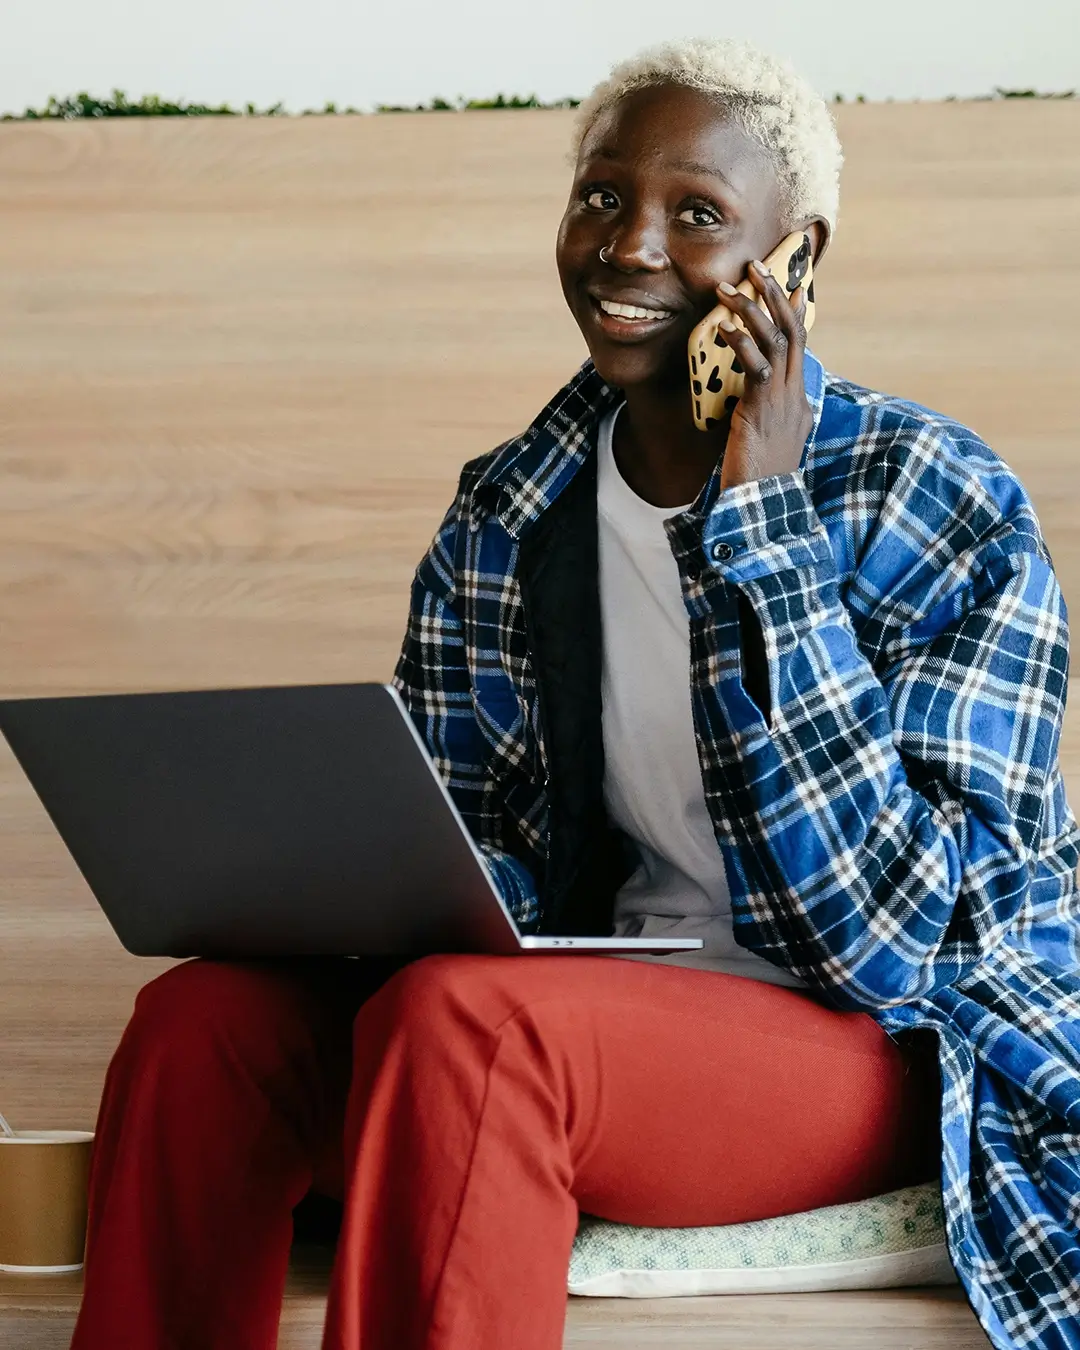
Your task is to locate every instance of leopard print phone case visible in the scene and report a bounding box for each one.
[688,230,816,431]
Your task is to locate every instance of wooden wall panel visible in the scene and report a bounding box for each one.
[0,103,1077,1130]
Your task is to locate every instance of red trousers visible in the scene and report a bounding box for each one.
[70,953,940,1350]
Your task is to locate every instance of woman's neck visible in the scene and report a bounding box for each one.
[612,380,729,510]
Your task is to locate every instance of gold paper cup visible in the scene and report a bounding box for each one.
[0,1131,93,1273]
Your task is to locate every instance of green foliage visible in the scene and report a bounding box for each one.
[465,93,555,109]
[834,88,1074,105]
[5,86,1072,122]
[374,93,579,113]
[994,86,1075,99]
[298,101,364,116]
[3,90,249,120]
[2,90,582,120]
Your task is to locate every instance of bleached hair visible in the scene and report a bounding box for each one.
[571,38,843,233]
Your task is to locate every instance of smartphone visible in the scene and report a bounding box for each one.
[688,231,816,431]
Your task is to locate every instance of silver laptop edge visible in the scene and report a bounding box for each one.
[383,683,702,955]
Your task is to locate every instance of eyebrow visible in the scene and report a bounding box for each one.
[670,159,742,195]
[589,147,743,199]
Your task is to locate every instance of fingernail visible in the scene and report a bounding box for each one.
[718,320,737,333]
[751,259,769,274]
[718,281,738,296]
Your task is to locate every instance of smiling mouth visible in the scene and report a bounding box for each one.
[597,298,675,321]
[588,296,678,340]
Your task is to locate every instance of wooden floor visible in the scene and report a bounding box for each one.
[1,102,1076,1347]
[0,1249,990,1349]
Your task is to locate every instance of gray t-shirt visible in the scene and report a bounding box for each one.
[596,403,805,989]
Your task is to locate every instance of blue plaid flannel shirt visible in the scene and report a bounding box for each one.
[393,348,1080,1350]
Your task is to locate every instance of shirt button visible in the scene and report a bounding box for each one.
[712,541,735,561]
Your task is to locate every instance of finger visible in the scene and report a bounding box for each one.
[717,280,786,365]
[718,318,772,390]
[747,261,807,367]
[785,283,809,379]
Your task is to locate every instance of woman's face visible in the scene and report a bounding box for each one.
[556,83,810,394]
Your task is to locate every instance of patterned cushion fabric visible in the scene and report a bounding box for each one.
[568,1184,957,1297]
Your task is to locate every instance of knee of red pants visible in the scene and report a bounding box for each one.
[119,959,242,1070]
[101,961,266,1145]
[345,953,576,1159]
[101,960,362,1206]
[309,957,494,1202]
[121,959,298,1069]
[107,959,352,1155]
[350,953,518,1057]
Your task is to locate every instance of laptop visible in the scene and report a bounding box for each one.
[0,683,702,960]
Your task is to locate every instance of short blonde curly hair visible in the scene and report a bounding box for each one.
[572,37,843,233]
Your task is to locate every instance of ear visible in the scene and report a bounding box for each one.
[800,216,831,270]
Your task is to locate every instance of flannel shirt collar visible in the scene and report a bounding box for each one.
[475,348,828,540]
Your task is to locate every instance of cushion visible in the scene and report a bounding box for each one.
[568,1183,956,1297]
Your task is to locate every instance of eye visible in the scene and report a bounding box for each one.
[582,186,619,211]
[677,202,723,228]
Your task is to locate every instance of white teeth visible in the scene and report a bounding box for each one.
[598,299,673,321]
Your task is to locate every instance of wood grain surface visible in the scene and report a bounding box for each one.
[0,1260,991,1350]
[0,101,1077,1149]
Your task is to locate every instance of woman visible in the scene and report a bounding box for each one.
[72,38,1080,1350]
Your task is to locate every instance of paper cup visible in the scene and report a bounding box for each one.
[0,1131,93,1273]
